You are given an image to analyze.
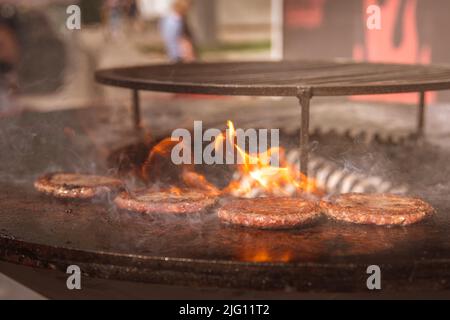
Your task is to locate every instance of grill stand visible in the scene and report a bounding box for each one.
[132,90,141,129]
[417,91,426,138]
[297,87,312,176]
[101,61,449,183]
[129,88,428,176]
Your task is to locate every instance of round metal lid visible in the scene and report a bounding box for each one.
[95,60,450,97]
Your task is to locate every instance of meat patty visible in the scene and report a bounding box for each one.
[320,193,434,226]
[114,189,218,214]
[34,172,124,199]
[218,197,321,229]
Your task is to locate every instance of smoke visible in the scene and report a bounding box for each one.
[290,126,450,208]
[0,105,119,189]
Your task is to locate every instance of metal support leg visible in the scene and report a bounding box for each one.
[417,91,426,137]
[297,87,312,177]
[132,89,141,129]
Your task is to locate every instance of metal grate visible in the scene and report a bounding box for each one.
[95,60,450,96]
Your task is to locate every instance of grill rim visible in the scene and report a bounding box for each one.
[95,60,450,97]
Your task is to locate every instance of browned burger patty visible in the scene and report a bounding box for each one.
[320,193,435,226]
[218,197,321,229]
[34,172,124,199]
[114,189,218,214]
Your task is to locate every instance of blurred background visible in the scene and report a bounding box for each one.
[0,0,274,114]
[2,0,450,115]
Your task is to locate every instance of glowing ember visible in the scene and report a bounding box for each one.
[241,248,292,263]
[168,186,183,195]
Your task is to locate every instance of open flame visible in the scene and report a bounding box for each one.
[222,121,320,198]
[142,121,322,198]
[141,137,181,182]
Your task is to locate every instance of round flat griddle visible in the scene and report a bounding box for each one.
[1,183,449,291]
[95,60,450,96]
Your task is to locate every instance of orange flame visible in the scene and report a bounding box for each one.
[141,137,181,180]
[223,121,321,198]
[181,169,220,195]
[140,121,322,198]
